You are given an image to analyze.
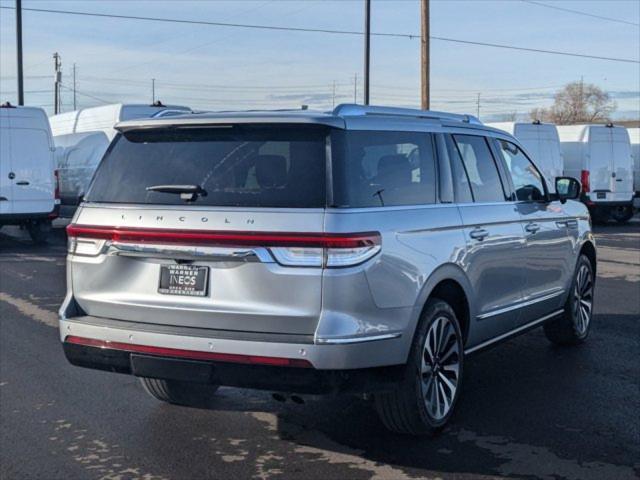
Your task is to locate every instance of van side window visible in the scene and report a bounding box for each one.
[333,131,436,207]
[441,134,473,203]
[497,139,546,202]
[452,134,507,203]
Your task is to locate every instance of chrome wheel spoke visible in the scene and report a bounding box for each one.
[573,265,593,335]
[421,315,461,421]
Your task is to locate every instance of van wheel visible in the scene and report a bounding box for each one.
[140,378,219,408]
[544,255,594,345]
[27,220,51,244]
[374,298,463,435]
[610,206,633,224]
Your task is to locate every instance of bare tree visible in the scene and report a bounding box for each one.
[529,81,616,124]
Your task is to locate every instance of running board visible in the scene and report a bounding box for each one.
[465,309,564,355]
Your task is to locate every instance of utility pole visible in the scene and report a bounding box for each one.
[476,92,481,119]
[53,52,61,114]
[363,0,371,105]
[152,78,155,104]
[72,63,77,110]
[16,0,24,105]
[354,73,358,103]
[420,0,430,110]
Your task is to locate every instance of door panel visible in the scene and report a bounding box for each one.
[11,128,54,214]
[0,126,12,214]
[458,204,527,341]
[516,202,573,322]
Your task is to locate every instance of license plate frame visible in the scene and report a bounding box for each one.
[158,264,209,297]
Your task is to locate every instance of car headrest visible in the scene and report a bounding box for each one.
[376,154,411,188]
[255,155,287,188]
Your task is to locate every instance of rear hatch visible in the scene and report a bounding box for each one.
[588,126,633,202]
[69,124,330,337]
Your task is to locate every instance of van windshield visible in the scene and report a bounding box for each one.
[86,125,328,208]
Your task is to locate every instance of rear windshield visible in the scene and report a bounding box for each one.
[86,125,327,208]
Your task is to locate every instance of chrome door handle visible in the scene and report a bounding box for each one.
[469,228,489,241]
[525,223,540,234]
[555,221,568,227]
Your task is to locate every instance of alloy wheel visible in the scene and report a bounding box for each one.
[573,264,593,335]
[421,316,461,421]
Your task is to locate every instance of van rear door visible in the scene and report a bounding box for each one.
[69,125,331,338]
[11,127,55,214]
[587,127,613,201]
[610,127,633,201]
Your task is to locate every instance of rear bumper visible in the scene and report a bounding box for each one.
[62,340,404,394]
[59,313,408,372]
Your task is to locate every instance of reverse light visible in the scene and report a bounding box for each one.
[581,170,590,193]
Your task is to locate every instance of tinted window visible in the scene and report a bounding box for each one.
[497,139,546,202]
[452,134,506,203]
[86,126,327,208]
[333,131,436,207]
[442,134,473,203]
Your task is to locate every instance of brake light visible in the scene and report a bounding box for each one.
[581,170,590,193]
[66,225,381,267]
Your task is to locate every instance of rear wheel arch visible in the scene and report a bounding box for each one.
[579,240,597,276]
[413,265,473,346]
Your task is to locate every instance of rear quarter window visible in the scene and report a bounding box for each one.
[85,126,328,208]
[332,130,437,207]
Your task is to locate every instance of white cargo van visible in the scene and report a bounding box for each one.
[49,103,191,216]
[0,104,59,242]
[487,121,563,185]
[627,127,639,208]
[558,124,634,223]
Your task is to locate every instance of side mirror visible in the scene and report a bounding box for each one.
[555,177,581,204]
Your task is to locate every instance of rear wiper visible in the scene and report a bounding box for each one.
[146,184,207,202]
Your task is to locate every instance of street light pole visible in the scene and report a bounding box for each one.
[421,0,430,110]
[16,0,24,105]
[363,0,371,105]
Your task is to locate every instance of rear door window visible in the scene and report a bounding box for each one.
[86,126,328,208]
[332,130,436,207]
[452,134,507,203]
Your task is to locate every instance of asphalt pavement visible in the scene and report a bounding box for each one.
[1,221,638,480]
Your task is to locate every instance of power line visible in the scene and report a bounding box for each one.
[520,0,639,27]
[0,5,638,64]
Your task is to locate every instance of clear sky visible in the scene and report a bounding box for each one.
[1,0,639,120]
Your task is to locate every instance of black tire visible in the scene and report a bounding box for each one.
[610,206,634,224]
[544,254,595,345]
[140,378,219,409]
[374,298,464,435]
[27,220,51,244]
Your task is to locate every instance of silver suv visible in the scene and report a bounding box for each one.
[60,105,596,435]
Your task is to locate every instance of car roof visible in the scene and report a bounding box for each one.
[114,103,511,136]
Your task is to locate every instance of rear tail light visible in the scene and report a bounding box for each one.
[66,225,381,267]
[581,170,590,193]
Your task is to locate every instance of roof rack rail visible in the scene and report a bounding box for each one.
[332,104,482,125]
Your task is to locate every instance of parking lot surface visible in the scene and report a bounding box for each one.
[1,222,638,480]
